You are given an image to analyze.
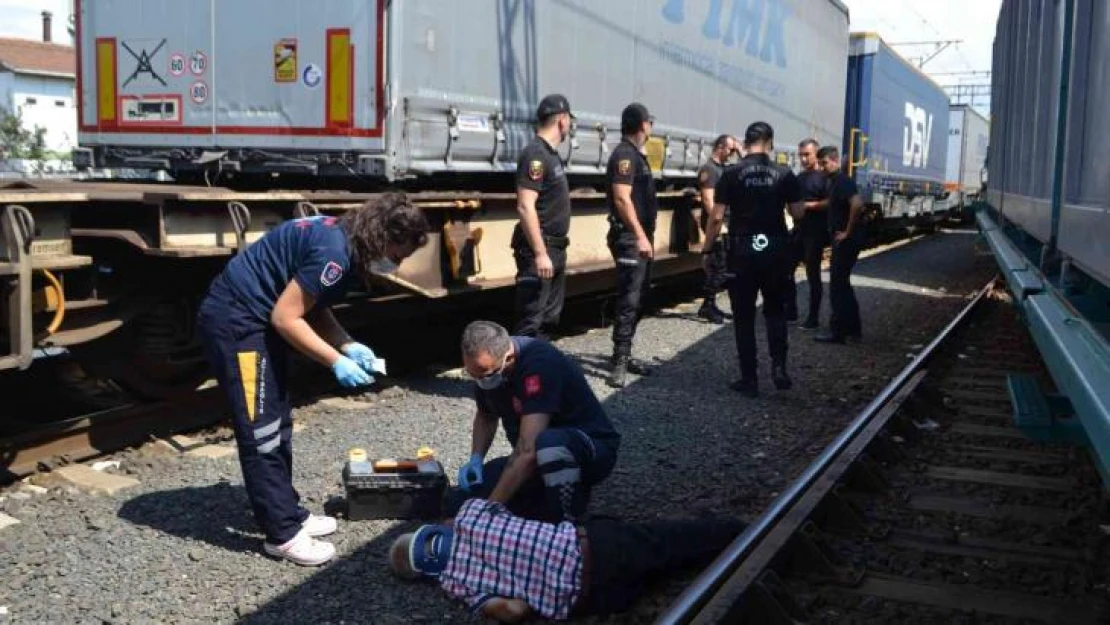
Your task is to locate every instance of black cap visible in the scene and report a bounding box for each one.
[536,94,575,121]
[621,102,654,130]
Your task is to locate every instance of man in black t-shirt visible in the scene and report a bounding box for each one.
[512,94,575,340]
[785,138,831,329]
[605,103,660,388]
[704,122,806,397]
[814,146,865,344]
[695,134,739,324]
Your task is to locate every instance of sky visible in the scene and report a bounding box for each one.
[0,0,72,42]
[842,0,1002,116]
[0,0,1001,115]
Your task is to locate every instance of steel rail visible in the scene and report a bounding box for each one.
[655,277,998,625]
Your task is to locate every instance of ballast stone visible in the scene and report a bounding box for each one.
[45,465,139,495]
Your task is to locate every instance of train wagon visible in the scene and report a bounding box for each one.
[2,0,852,402]
[944,103,990,220]
[71,0,849,184]
[976,0,1110,488]
[843,33,951,234]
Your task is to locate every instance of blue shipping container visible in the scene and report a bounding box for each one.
[844,33,950,199]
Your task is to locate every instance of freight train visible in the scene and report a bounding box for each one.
[976,0,1110,488]
[1,0,961,407]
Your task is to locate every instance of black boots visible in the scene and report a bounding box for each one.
[732,365,791,396]
[608,348,652,388]
[772,364,792,390]
[608,352,629,388]
[697,299,732,324]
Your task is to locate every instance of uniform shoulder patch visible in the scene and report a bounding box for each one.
[524,374,542,398]
[528,159,544,181]
[320,261,344,287]
[617,159,632,176]
[699,169,708,182]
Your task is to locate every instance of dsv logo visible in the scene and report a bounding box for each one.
[903,103,934,169]
[661,0,791,69]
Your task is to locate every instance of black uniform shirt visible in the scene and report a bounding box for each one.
[796,169,830,236]
[515,137,571,239]
[697,159,727,228]
[474,337,621,448]
[714,153,802,239]
[827,172,864,242]
[606,139,659,238]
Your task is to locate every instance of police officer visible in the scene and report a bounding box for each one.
[447,320,621,523]
[785,138,831,329]
[513,94,575,340]
[696,134,739,324]
[606,103,659,388]
[195,193,429,566]
[814,146,865,343]
[702,122,806,397]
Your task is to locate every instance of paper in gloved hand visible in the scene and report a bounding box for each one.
[368,357,387,376]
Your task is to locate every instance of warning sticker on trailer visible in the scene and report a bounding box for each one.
[274,39,298,83]
[190,80,209,105]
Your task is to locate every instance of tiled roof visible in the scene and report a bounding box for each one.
[0,37,75,77]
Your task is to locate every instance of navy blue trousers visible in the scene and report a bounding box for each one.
[444,428,618,522]
[196,278,309,544]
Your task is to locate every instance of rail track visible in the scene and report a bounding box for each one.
[659,279,1110,624]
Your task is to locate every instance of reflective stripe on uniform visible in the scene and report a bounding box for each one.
[257,436,281,455]
[536,446,575,466]
[253,420,280,440]
[542,467,581,486]
[616,258,640,266]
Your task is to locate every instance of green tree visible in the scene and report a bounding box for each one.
[0,106,46,162]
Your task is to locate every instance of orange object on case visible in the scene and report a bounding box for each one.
[373,459,418,472]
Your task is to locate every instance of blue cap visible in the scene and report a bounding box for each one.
[409,524,454,578]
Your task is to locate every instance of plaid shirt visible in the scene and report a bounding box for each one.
[440,499,584,619]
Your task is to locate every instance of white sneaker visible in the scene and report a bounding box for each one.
[302,513,337,537]
[263,528,335,566]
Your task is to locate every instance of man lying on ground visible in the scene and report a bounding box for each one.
[388,498,745,622]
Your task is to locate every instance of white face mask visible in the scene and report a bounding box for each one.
[370,257,399,275]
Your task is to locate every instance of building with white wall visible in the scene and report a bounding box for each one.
[0,11,76,170]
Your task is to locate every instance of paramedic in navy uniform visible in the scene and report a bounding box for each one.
[196,193,429,566]
[605,102,660,388]
[702,122,806,397]
[446,320,620,523]
[512,94,575,340]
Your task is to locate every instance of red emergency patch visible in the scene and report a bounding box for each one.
[524,374,542,397]
[512,396,523,414]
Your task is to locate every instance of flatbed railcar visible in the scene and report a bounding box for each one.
[976,0,1110,488]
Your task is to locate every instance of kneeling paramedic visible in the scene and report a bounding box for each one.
[196,193,429,566]
[444,320,620,522]
[389,498,746,622]
[702,122,806,397]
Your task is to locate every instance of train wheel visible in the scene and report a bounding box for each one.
[69,297,211,401]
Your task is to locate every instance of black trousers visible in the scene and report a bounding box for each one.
[577,517,746,616]
[785,230,829,321]
[728,245,790,379]
[702,237,728,298]
[829,238,862,338]
[609,232,652,353]
[513,245,568,339]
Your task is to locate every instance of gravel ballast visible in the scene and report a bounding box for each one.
[0,228,997,623]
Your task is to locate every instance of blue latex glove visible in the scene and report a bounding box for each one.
[332,354,374,388]
[457,453,484,491]
[342,342,386,375]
